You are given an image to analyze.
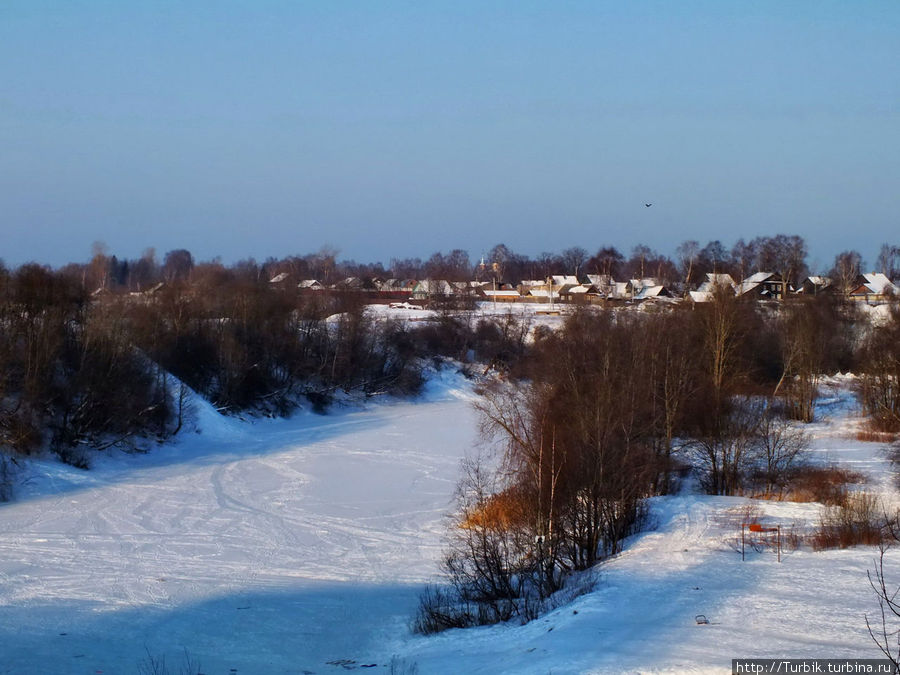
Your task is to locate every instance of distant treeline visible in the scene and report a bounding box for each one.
[15,235,900,292]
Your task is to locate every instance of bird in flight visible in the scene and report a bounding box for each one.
[645,203,652,208]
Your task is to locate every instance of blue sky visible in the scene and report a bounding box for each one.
[1,1,898,271]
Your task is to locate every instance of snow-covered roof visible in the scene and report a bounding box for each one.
[565,284,593,295]
[608,281,632,299]
[529,288,562,299]
[744,271,777,284]
[269,272,290,284]
[697,273,736,293]
[796,276,833,294]
[382,278,417,290]
[860,273,896,294]
[630,277,660,290]
[634,285,667,300]
[483,289,522,298]
[550,275,579,286]
[585,274,606,286]
[413,279,454,295]
[333,277,363,290]
[689,290,713,303]
[737,280,762,296]
[298,279,324,289]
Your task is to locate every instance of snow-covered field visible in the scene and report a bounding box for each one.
[0,373,897,674]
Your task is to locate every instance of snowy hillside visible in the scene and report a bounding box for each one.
[0,373,896,674]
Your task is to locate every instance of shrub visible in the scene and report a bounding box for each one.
[0,453,17,502]
[857,429,900,444]
[137,647,201,675]
[767,465,865,506]
[811,492,891,550]
[411,585,475,635]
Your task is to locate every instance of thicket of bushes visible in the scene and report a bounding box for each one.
[0,264,173,467]
[0,259,547,478]
[416,290,877,632]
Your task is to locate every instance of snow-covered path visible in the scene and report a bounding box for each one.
[0,374,480,674]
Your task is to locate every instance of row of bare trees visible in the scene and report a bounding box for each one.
[0,261,436,473]
[418,290,866,630]
[48,236,900,296]
[0,264,173,467]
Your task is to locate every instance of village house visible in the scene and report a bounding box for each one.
[736,272,786,300]
[584,274,616,297]
[483,286,523,302]
[697,273,737,293]
[796,276,834,296]
[560,283,602,303]
[848,273,899,303]
[689,273,737,303]
[411,279,454,300]
[634,284,674,301]
[608,280,634,300]
[332,277,365,291]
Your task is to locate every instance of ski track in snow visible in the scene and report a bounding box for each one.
[0,374,897,673]
[0,374,479,673]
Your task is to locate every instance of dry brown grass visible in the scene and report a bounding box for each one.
[810,492,892,551]
[759,465,866,506]
[459,488,530,531]
[856,429,900,444]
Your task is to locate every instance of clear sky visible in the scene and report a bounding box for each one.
[1,1,898,271]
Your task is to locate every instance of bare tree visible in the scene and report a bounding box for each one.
[831,250,864,297]
[699,283,742,408]
[475,380,564,589]
[699,240,731,277]
[530,252,556,280]
[867,546,900,671]
[646,311,699,493]
[877,244,900,281]
[163,249,194,283]
[692,397,762,495]
[774,302,831,422]
[587,246,624,278]
[627,244,654,280]
[731,238,759,283]
[86,240,110,291]
[755,407,809,495]
[560,247,588,278]
[676,240,700,289]
[859,306,900,432]
[755,234,808,292]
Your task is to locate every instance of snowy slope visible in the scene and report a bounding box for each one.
[396,378,899,674]
[0,373,896,674]
[0,370,480,674]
